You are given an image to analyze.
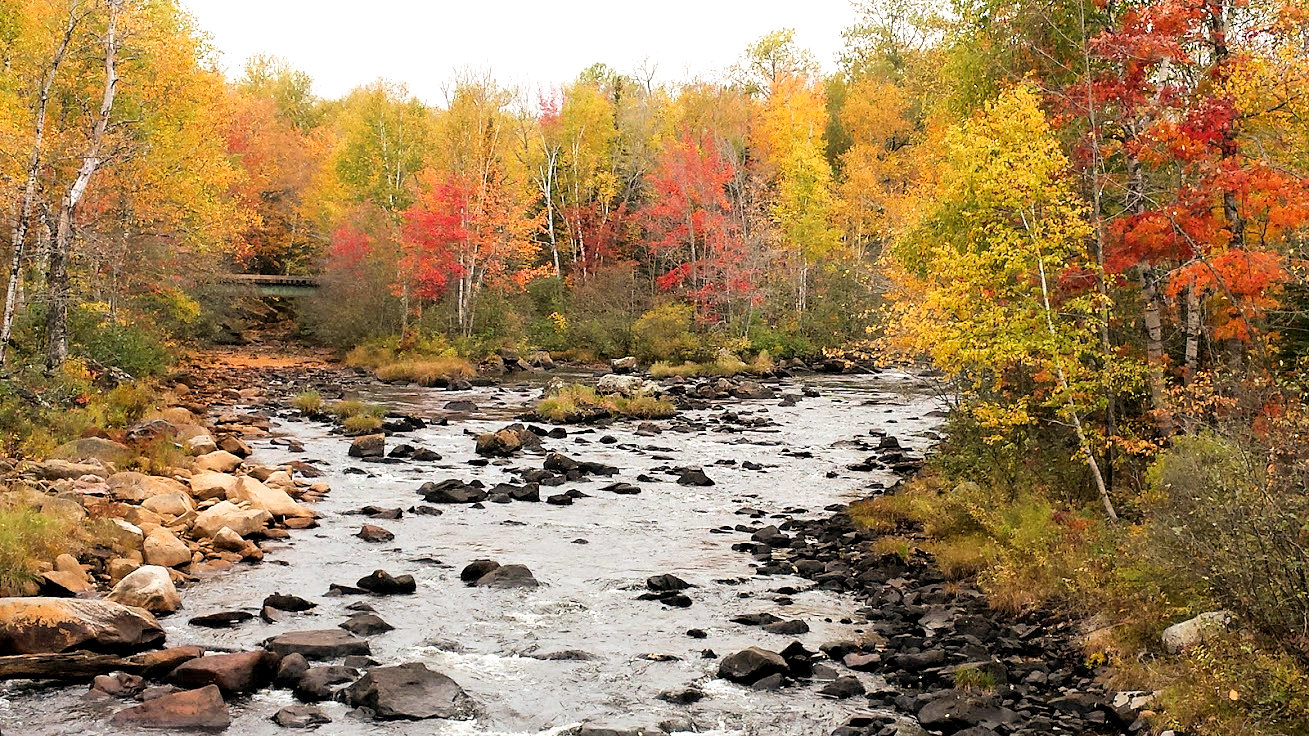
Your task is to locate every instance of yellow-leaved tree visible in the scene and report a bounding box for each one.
[885,83,1133,518]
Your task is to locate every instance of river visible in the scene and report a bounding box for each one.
[1,369,944,735]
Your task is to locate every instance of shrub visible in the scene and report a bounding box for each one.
[632,303,704,363]
[70,304,171,377]
[292,391,323,412]
[1146,433,1309,655]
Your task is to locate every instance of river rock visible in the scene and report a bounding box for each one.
[610,357,639,374]
[357,569,417,594]
[339,662,475,720]
[717,647,788,685]
[264,630,371,660]
[647,574,692,592]
[340,613,394,636]
[193,500,273,538]
[460,559,500,583]
[474,564,538,588]
[106,565,181,614]
[819,676,866,699]
[356,523,395,543]
[677,469,715,486]
[349,434,385,458]
[189,611,254,628]
[228,476,315,519]
[1162,611,1232,654]
[187,434,218,456]
[193,450,243,473]
[596,374,660,397]
[143,529,193,568]
[265,593,318,612]
[51,437,132,465]
[108,471,190,502]
[917,690,1019,731]
[141,491,195,518]
[273,704,332,728]
[189,471,239,501]
[170,649,277,694]
[276,652,310,686]
[0,597,164,654]
[418,479,487,504]
[294,665,358,701]
[109,684,230,730]
[212,526,248,553]
[475,424,541,457]
[218,435,251,457]
[578,723,667,736]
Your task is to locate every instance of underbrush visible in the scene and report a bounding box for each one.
[344,336,475,386]
[535,384,675,423]
[0,495,118,596]
[0,359,158,458]
[852,413,1309,736]
[649,352,775,379]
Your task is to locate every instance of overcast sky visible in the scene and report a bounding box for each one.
[182,1,857,103]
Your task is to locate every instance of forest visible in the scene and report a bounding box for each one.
[2,0,1309,734]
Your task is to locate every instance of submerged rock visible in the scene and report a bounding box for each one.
[474,564,539,589]
[357,569,417,595]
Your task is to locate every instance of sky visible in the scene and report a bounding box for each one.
[182,1,857,103]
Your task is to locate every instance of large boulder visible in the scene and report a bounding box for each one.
[142,491,195,518]
[193,500,272,538]
[143,529,193,568]
[32,459,107,480]
[50,437,132,465]
[227,476,314,519]
[106,565,182,614]
[189,471,239,501]
[109,684,230,730]
[596,374,660,397]
[1162,611,1232,654]
[193,450,242,474]
[348,434,385,459]
[106,472,190,502]
[339,662,475,720]
[264,630,371,660]
[170,649,277,694]
[717,647,788,685]
[0,597,164,654]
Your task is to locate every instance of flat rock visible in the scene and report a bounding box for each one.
[263,630,371,660]
[273,704,331,728]
[109,684,230,730]
[339,662,475,720]
[170,649,277,694]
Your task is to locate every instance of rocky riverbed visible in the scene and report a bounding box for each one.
[0,357,1140,735]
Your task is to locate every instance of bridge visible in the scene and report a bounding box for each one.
[216,274,322,297]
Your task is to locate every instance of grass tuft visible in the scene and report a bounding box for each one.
[649,352,774,379]
[535,384,675,423]
[292,390,323,412]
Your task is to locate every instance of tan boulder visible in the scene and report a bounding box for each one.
[0,597,164,654]
[186,434,218,456]
[107,472,190,502]
[189,471,239,501]
[50,437,132,465]
[193,501,272,538]
[108,519,145,550]
[106,565,181,614]
[226,476,314,519]
[212,527,246,552]
[40,570,94,595]
[143,529,192,568]
[193,451,242,474]
[108,558,140,583]
[142,492,195,518]
[33,459,109,480]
